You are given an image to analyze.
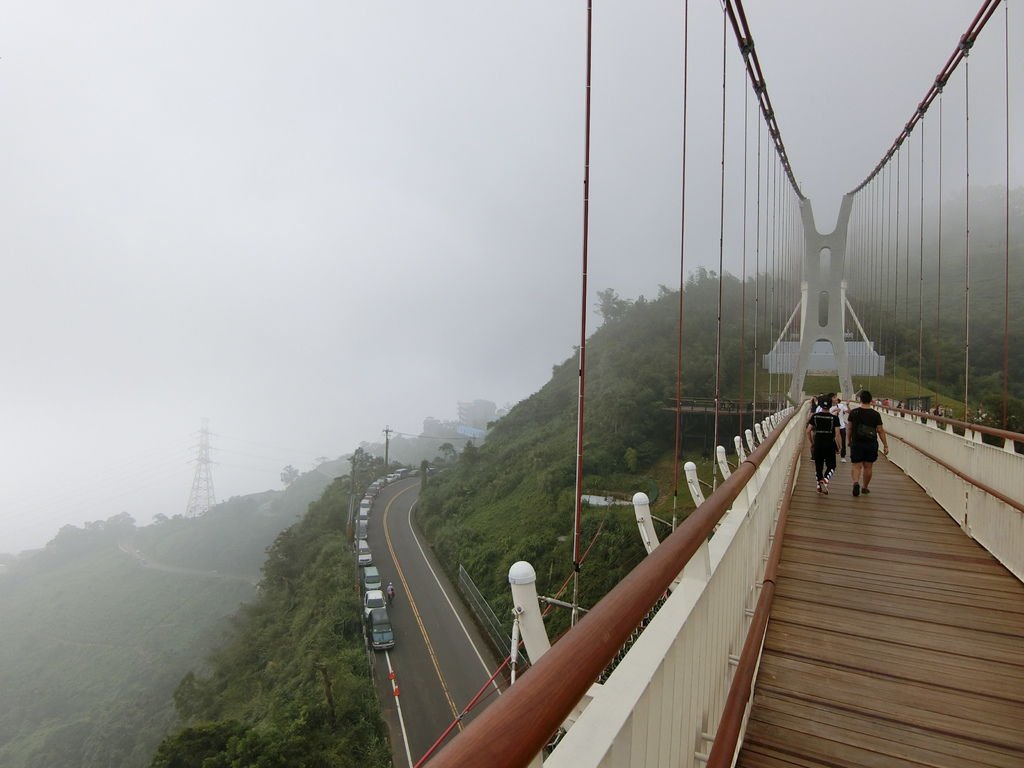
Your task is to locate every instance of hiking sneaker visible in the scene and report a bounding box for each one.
[861,487,871,495]
[852,482,861,497]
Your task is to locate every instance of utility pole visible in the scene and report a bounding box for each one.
[382,425,393,471]
[186,418,216,517]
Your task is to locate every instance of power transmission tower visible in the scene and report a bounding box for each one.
[186,418,216,517]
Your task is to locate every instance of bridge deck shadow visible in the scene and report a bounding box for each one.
[737,455,1024,767]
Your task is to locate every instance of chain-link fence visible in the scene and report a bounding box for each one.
[457,564,529,670]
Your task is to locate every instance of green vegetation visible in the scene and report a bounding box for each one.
[149,476,390,768]
[418,199,1022,643]
[0,467,335,768]
[418,273,750,640]
[848,186,1024,426]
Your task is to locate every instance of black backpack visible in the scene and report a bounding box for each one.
[812,411,834,438]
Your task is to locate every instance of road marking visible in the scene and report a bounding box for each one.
[406,501,502,696]
[385,649,414,768]
[382,486,461,726]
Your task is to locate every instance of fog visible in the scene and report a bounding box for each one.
[1,1,1018,553]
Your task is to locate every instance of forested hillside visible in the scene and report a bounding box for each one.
[418,194,1022,641]
[0,466,334,768]
[149,472,390,768]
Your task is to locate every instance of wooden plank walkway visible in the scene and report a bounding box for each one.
[737,455,1024,768]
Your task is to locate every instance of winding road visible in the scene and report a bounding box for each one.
[366,478,505,767]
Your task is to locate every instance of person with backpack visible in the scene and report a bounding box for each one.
[807,395,841,494]
[847,390,890,496]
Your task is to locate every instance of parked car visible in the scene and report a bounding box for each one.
[356,520,369,541]
[357,539,372,566]
[368,607,395,650]
[363,589,386,618]
[362,565,382,592]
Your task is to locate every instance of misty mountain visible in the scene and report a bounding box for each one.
[0,466,335,768]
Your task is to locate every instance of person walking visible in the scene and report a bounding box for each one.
[833,394,850,462]
[847,389,889,496]
[807,395,841,494]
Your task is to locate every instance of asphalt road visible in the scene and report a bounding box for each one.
[365,478,505,767]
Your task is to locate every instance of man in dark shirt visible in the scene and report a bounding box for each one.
[806,394,841,494]
[847,389,889,496]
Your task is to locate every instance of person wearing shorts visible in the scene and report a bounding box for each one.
[847,390,889,496]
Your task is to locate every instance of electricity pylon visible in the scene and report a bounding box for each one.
[186,418,216,517]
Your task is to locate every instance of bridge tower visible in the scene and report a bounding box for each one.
[186,418,216,517]
[787,194,857,404]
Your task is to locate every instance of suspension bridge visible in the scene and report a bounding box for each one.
[416,1,1022,765]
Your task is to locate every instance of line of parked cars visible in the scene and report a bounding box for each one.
[356,485,393,651]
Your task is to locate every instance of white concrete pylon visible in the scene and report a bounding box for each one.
[788,195,856,404]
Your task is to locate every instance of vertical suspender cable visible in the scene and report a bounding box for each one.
[918,116,926,397]
[571,0,593,628]
[905,131,912,329]
[964,53,971,421]
[753,113,762,425]
[672,0,691,530]
[894,147,901,397]
[740,86,749,434]
[936,93,944,388]
[713,5,727,490]
[1003,0,1011,428]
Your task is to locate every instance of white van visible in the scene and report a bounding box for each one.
[357,539,372,566]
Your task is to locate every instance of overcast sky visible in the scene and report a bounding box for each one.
[1,1,1019,553]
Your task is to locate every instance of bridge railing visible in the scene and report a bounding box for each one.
[429,407,803,768]
[882,408,1024,583]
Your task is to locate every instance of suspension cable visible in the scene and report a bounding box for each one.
[752,108,762,424]
[571,0,593,628]
[893,147,901,397]
[672,0,691,530]
[964,52,971,421]
[724,0,804,199]
[739,77,749,435]
[848,0,1001,194]
[713,5,727,490]
[1003,0,1011,428]
[936,93,943,388]
[918,114,926,397]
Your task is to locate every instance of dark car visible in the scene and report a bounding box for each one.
[368,607,394,650]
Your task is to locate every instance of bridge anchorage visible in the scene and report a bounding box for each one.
[762,195,885,406]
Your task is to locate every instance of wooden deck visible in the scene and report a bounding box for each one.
[737,455,1024,767]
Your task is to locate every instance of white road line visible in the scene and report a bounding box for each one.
[385,649,414,768]
[406,502,502,695]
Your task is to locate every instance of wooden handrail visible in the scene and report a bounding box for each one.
[428,408,800,768]
[889,407,1024,446]
[706,441,800,768]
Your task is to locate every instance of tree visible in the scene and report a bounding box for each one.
[438,443,457,463]
[280,465,300,487]
[596,288,632,323]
